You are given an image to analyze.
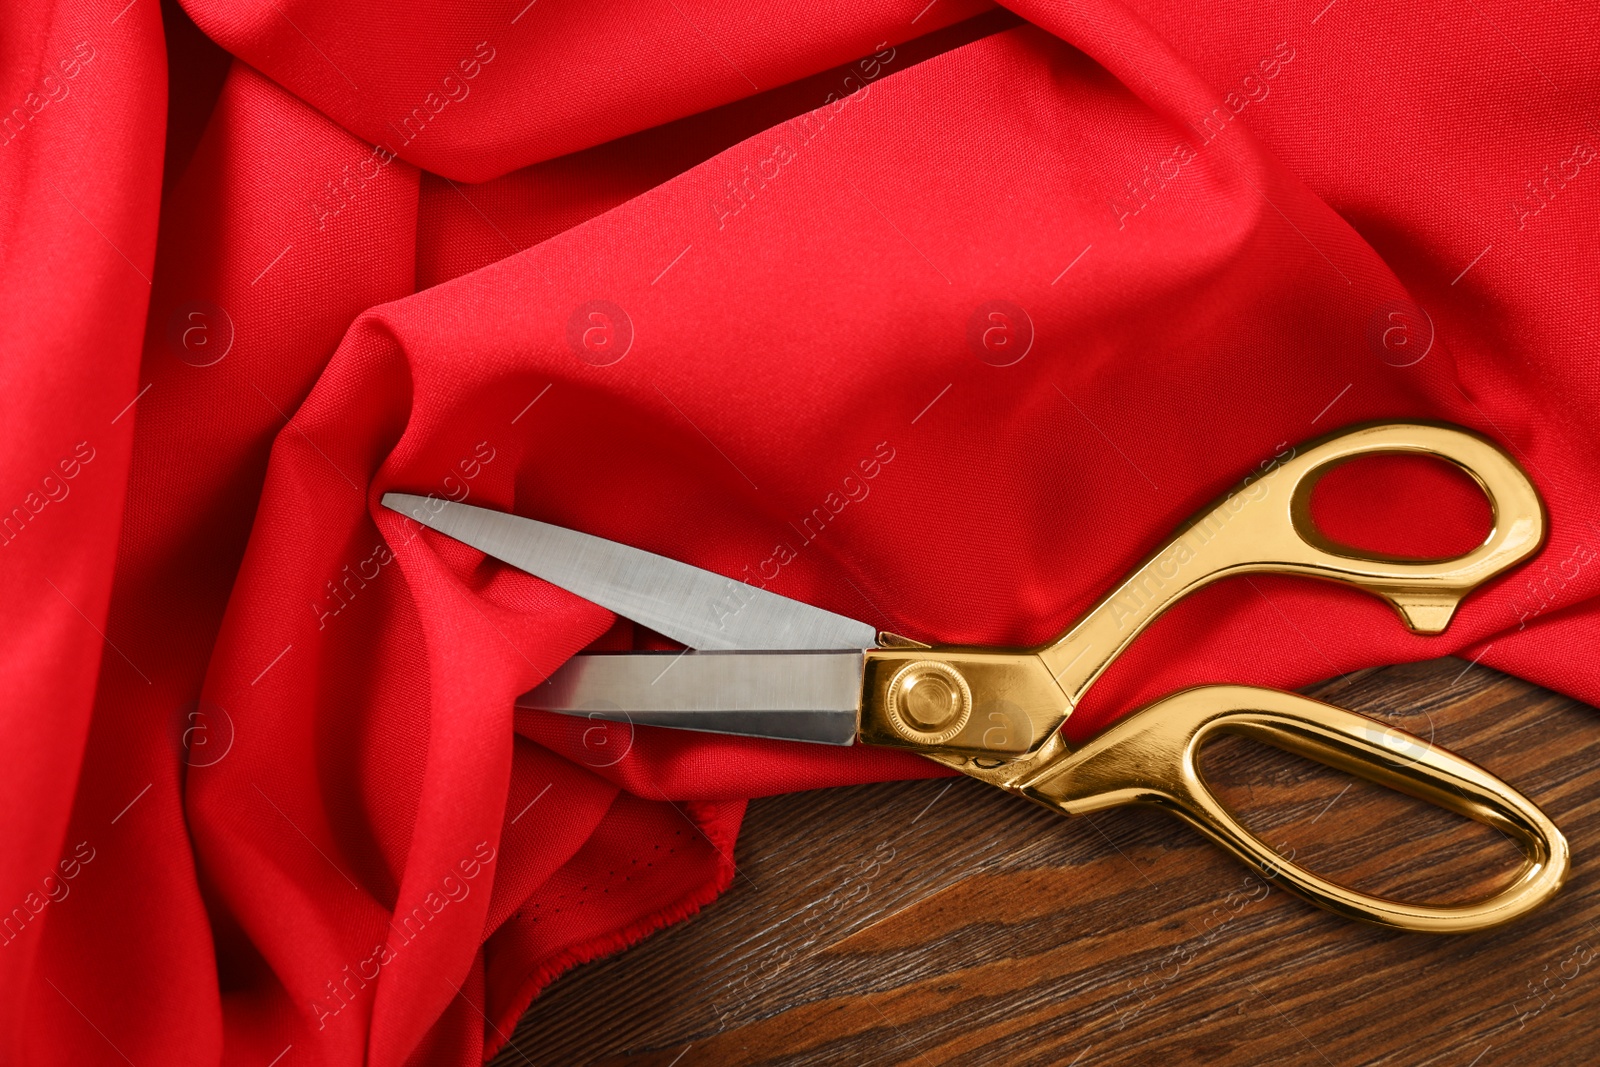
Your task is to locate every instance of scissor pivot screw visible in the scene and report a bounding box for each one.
[886,661,972,744]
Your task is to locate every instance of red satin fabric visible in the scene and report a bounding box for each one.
[3,0,1596,1062]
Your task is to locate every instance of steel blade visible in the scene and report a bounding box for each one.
[516,651,862,745]
[382,494,878,651]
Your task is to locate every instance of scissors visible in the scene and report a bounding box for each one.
[384,421,1568,932]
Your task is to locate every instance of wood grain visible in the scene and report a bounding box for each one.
[492,658,1600,1066]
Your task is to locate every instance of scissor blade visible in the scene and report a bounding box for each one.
[516,651,863,745]
[382,494,879,652]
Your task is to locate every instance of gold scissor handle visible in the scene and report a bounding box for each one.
[1019,684,1568,932]
[1274,421,1544,632]
[863,422,1549,761]
[1040,421,1548,709]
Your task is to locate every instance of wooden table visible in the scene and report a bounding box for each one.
[494,658,1600,1066]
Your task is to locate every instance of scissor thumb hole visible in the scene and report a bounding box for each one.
[1276,423,1545,634]
[1299,452,1490,561]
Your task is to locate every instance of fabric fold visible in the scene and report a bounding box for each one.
[2,0,1596,1063]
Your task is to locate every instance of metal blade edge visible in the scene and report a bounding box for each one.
[515,650,863,746]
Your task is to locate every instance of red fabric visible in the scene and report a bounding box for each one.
[2,0,1596,1062]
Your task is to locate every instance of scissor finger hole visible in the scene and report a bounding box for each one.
[1198,730,1524,907]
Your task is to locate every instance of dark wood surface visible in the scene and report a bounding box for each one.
[493,658,1600,1066]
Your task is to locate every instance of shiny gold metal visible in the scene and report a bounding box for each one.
[885,660,973,744]
[858,421,1566,931]
[1018,685,1568,933]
